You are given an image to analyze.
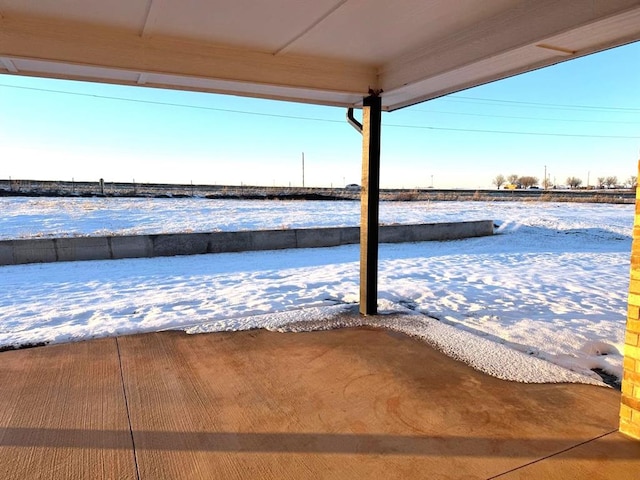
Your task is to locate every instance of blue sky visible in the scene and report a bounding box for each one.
[1,40,639,189]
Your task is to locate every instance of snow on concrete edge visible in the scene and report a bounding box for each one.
[183,302,606,387]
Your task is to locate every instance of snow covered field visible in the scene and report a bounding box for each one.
[0,197,633,386]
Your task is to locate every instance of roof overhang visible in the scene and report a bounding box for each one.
[1,0,639,111]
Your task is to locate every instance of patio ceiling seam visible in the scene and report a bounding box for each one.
[272,0,348,56]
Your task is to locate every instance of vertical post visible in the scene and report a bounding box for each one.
[360,94,382,315]
[621,158,640,440]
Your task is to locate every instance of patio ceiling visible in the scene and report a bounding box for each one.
[1,0,639,111]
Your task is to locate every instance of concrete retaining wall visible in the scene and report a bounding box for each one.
[0,220,493,266]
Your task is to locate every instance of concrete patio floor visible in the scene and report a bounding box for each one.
[0,326,638,479]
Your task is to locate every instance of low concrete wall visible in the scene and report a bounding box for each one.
[0,220,493,266]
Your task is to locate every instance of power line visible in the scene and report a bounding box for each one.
[411,108,640,125]
[0,83,345,124]
[445,94,640,113]
[1,82,638,139]
[383,123,639,139]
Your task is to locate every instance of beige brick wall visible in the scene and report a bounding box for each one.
[621,161,640,440]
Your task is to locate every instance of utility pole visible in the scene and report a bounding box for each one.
[544,165,547,189]
[302,152,305,188]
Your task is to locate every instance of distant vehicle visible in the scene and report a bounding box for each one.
[528,186,539,189]
[345,183,361,191]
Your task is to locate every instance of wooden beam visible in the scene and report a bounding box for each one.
[380,1,640,92]
[0,14,376,99]
[379,1,640,110]
[359,94,382,316]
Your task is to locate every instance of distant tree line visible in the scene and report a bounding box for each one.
[493,174,538,189]
[493,174,637,189]
[594,175,637,189]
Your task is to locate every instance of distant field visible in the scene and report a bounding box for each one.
[0,178,634,203]
[0,196,632,241]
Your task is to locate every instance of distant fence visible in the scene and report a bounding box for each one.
[0,179,359,200]
[0,179,634,203]
[0,221,493,266]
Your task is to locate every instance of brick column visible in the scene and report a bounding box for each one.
[621,160,640,440]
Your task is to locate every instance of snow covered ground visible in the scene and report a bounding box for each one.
[0,198,633,386]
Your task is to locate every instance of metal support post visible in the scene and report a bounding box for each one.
[359,94,382,315]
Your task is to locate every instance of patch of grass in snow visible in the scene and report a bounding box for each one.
[0,341,48,352]
[591,368,621,390]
